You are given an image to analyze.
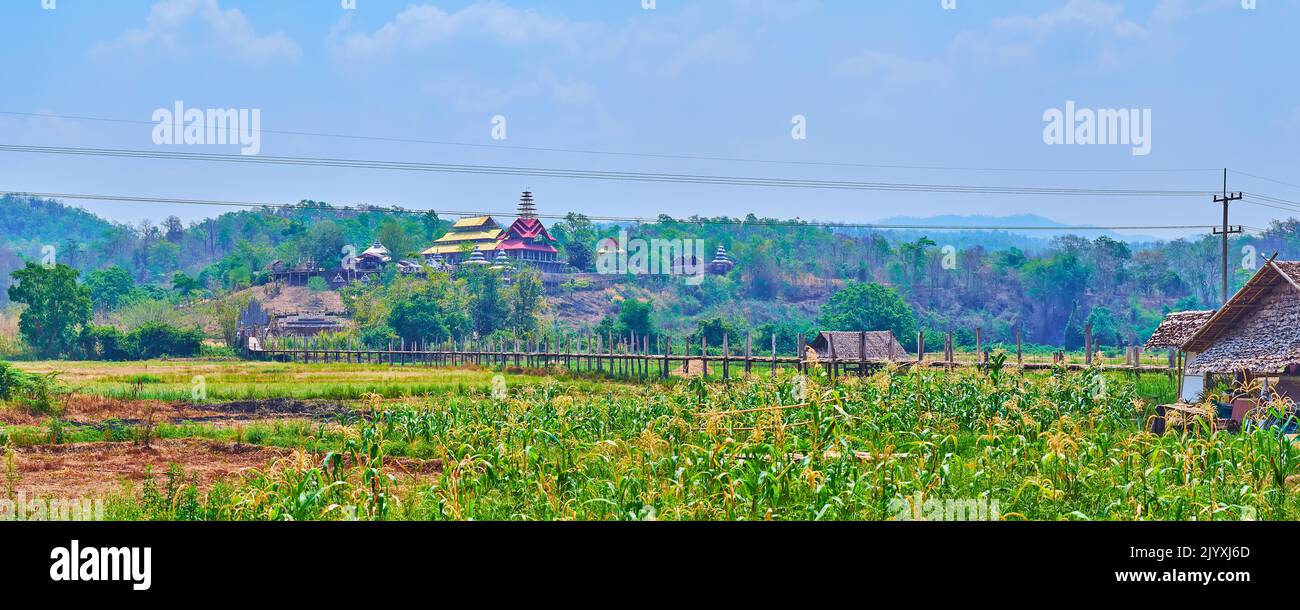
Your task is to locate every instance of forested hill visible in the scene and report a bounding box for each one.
[2,194,1299,349]
[0,195,120,254]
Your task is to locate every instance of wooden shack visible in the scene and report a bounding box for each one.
[1181,260,1300,403]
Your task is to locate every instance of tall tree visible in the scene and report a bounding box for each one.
[464,266,507,337]
[84,265,137,310]
[819,281,917,348]
[8,263,92,358]
[505,266,545,335]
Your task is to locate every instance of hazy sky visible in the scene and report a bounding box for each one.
[1,0,1297,239]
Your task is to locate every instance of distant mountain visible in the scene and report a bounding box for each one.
[873,213,1166,244]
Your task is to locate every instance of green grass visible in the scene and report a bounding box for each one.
[10,360,626,401]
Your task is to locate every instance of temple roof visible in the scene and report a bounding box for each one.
[499,217,557,243]
[452,216,499,229]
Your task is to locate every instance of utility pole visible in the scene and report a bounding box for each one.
[1213,168,1243,306]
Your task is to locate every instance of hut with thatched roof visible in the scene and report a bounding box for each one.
[1144,310,1215,352]
[1144,309,1215,402]
[1179,259,1300,402]
[808,331,910,367]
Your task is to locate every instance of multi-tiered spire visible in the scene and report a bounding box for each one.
[517,191,537,219]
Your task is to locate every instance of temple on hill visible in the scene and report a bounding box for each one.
[420,216,503,266]
[422,191,566,273]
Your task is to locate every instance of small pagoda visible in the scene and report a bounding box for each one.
[708,245,735,275]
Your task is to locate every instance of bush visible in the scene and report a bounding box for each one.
[128,322,203,359]
[359,324,398,349]
[78,325,132,360]
[0,361,63,415]
[307,276,329,292]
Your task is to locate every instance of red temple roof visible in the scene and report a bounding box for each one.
[499,217,557,243]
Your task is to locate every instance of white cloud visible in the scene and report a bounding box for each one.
[333,1,592,60]
[423,70,595,112]
[92,0,300,64]
[669,27,751,71]
[837,50,944,85]
[950,0,1147,66]
[993,0,1146,37]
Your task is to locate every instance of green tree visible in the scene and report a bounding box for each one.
[617,298,655,339]
[85,265,137,310]
[389,292,449,343]
[376,217,418,260]
[819,281,917,348]
[8,263,92,358]
[464,266,507,337]
[303,221,348,267]
[172,271,203,301]
[1085,305,1123,347]
[693,317,740,347]
[551,213,597,271]
[505,266,545,335]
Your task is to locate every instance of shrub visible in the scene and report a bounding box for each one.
[0,361,63,415]
[128,322,203,359]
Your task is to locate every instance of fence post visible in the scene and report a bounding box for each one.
[828,335,838,380]
[744,331,753,375]
[1016,327,1023,368]
[722,334,730,380]
[662,337,669,379]
[702,336,708,378]
[859,331,867,376]
[1085,323,1093,366]
[771,333,777,378]
[797,334,806,375]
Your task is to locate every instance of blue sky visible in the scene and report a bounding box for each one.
[1,0,1297,239]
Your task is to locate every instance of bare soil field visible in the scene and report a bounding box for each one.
[11,437,443,498]
[12,438,292,497]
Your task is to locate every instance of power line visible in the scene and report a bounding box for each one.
[0,109,1223,176]
[0,189,1224,232]
[1231,169,1300,192]
[1244,191,1300,209]
[0,144,1217,197]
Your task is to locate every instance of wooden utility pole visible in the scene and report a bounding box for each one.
[1213,168,1244,306]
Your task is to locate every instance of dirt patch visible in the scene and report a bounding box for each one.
[179,398,353,420]
[1,395,205,426]
[2,395,355,426]
[11,438,291,498]
[10,438,443,498]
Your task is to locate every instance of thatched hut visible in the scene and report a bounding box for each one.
[808,331,910,364]
[1180,260,1300,402]
[1144,309,1215,402]
[1144,310,1215,352]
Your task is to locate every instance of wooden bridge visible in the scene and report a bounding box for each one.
[247,329,1177,381]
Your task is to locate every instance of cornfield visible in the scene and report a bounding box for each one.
[109,364,1299,521]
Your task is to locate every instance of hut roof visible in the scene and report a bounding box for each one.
[808,331,910,361]
[1143,310,1215,350]
[1183,260,1300,374]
